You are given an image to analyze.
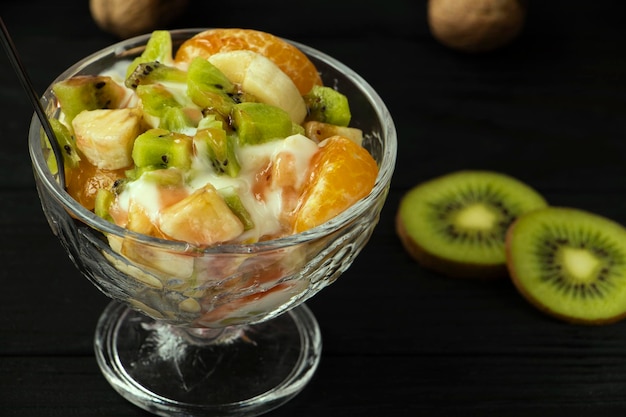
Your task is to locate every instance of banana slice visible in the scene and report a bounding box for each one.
[207,50,307,124]
[72,108,143,170]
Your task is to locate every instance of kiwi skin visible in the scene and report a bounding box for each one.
[505,207,626,326]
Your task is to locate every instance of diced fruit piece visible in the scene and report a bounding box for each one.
[304,85,351,127]
[194,122,241,176]
[94,188,115,222]
[136,83,201,132]
[126,30,174,78]
[186,56,242,116]
[107,233,195,281]
[72,108,143,170]
[125,61,187,89]
[126,199,162,236]
[303,120,363,145]
[249,134,318,220]
[219,186,255,231]
[46,118,81,169]
[292,136,378,233]
[232,102,293,145]
[132,128,193,171]
[160,107,197,134]
[158,183,244,246]
[65,160,126,211]
[141,167,185,186]
[136,83,181,117]
[207,50,307,124]
[52,75,127,123]
[174,28,323,96]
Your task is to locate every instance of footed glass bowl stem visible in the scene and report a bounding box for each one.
[94,301,322,417]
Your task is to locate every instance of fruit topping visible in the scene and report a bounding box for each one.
[72,108,143,170]
[304,85,351,127]
[174,28,323,95]
[53,75,127,123]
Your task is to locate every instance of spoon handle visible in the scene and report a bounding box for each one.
[0,16,66,186]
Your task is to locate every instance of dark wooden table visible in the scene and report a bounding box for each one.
[2,1,626,416]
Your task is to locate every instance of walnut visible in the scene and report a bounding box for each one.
[427,0,528,53]
[89,0,190,39]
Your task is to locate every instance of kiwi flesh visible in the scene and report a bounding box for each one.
[396,170,547,278]
[46,118,81,169]
[52,75,126,123]
[186,56,242,117]
[125,61,187,89]
[506,207,626,325]
[125,30,174,79]
[136,83,182,118]
[194,121,241,177]
[131,128,193,171]
[231,102,294,145]
[303,85,351,127]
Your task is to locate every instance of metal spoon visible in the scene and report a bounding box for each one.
[0,16,66,187]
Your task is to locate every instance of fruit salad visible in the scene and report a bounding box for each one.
[49,29,378,246]
[42,29,381,327]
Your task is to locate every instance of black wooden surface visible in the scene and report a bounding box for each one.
[1,1,626,416]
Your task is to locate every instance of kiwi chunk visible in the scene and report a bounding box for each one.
[232,102,293,145]
[304,85,351,127]
[94,188,115,222]
[396,170,548,278]
[125,30,173,79]
[219,186,255,231]
[136,84,199,133]
[506,207,626,325]
[52,75,126,123]
[187,57,241,117]
[194,117,241,177]
[131,128,193,171]
[125,61,187,89]
[45,118,81,169]
[137,84,182,118]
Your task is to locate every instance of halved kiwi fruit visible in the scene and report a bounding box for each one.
[396,170,547,278]
[506,207,626,325]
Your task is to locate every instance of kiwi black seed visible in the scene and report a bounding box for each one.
[396,170,548,278]
[506,206,626,325]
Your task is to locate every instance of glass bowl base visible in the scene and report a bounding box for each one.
[94,301,322,417]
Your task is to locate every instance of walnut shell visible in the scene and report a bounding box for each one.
[427,0,527,53]
[89,0,190,39]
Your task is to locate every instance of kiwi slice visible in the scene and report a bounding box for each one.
[506,207,626,325]
[396,170,547,278]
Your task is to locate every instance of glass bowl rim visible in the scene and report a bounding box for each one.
[28,28,397,254]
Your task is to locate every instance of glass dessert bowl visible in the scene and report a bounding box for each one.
[28,29,397,417]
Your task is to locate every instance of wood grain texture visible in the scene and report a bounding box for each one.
[1,0,625,416]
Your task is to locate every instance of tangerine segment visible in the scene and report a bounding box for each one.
[66,159,125,211]
[293,136,378,233]
[175,28,323,95]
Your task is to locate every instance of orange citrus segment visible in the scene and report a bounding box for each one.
[66,159,125,211]
[293,136,378,233]
[175,28,323,95]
